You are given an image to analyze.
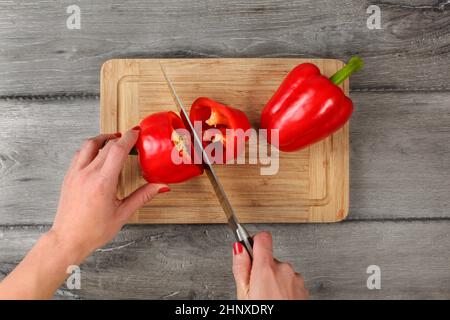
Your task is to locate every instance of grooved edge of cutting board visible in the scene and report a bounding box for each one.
[100,58,349,223]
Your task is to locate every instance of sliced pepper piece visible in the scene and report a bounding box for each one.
[135,111,203,183]
[189,97,251,164]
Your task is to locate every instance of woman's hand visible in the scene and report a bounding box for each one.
[0,128,170,299]
[50,128,170,261]
[232,232,309,300]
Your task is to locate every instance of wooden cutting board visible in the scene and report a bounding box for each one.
[100,58,349,223]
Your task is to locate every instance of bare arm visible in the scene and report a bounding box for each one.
[0,128,169,299]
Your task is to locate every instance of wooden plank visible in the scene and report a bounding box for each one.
[0,221,449,299]
[0,0,449,95]
[0,98,99,225]
[0,92,449,224]
[101,58,349,223]
[350,92,450,219]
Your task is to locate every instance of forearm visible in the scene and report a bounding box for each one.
[0,129,159,299]
[0,230,87,299]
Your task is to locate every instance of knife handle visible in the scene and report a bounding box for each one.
[236,224,254,260]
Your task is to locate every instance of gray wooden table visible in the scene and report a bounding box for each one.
[0,0,449,299]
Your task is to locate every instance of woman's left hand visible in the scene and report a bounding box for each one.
[50,127,170,261]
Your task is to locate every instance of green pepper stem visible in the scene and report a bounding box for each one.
[329,56,364,85]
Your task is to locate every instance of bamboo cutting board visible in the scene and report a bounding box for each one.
[100,58,349,223]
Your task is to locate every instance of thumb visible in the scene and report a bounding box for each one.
[232,242,251,300]
[119,183,170,220]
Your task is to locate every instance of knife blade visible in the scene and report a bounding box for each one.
[160,64,253,259]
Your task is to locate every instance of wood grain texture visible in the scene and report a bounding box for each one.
[0,0,449,95]
[0,0,449,301]
[1,221,449,299]
[350,92,450,219]
[1,92,449,224]
[101,58,349,223]
[0,98,99,224]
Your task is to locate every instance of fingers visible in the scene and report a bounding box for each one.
[118,183,170,222]
[77,133,120,169]
[252,231,274,266]
[89,137,119,168]
[232,242,251,300]
[68,150,81,172]
[101,127,140,180]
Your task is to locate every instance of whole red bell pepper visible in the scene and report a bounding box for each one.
[135,111,203,183]
[261,56,364,152]
[189,97,251,164]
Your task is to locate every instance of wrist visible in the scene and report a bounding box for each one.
[43,229,90,266]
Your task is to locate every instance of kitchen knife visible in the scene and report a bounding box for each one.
[160,64,254,259]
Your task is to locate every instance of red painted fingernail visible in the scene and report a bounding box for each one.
[158,187,171,194]
[132,125,141,131]
[233,242,243,255]
[114,132,122,137]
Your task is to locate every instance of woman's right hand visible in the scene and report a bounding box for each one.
[232,231,309,300]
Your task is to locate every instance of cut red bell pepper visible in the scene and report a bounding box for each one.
[261,57,364,152]
[135,111,203,183]
[189,97,251,164]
